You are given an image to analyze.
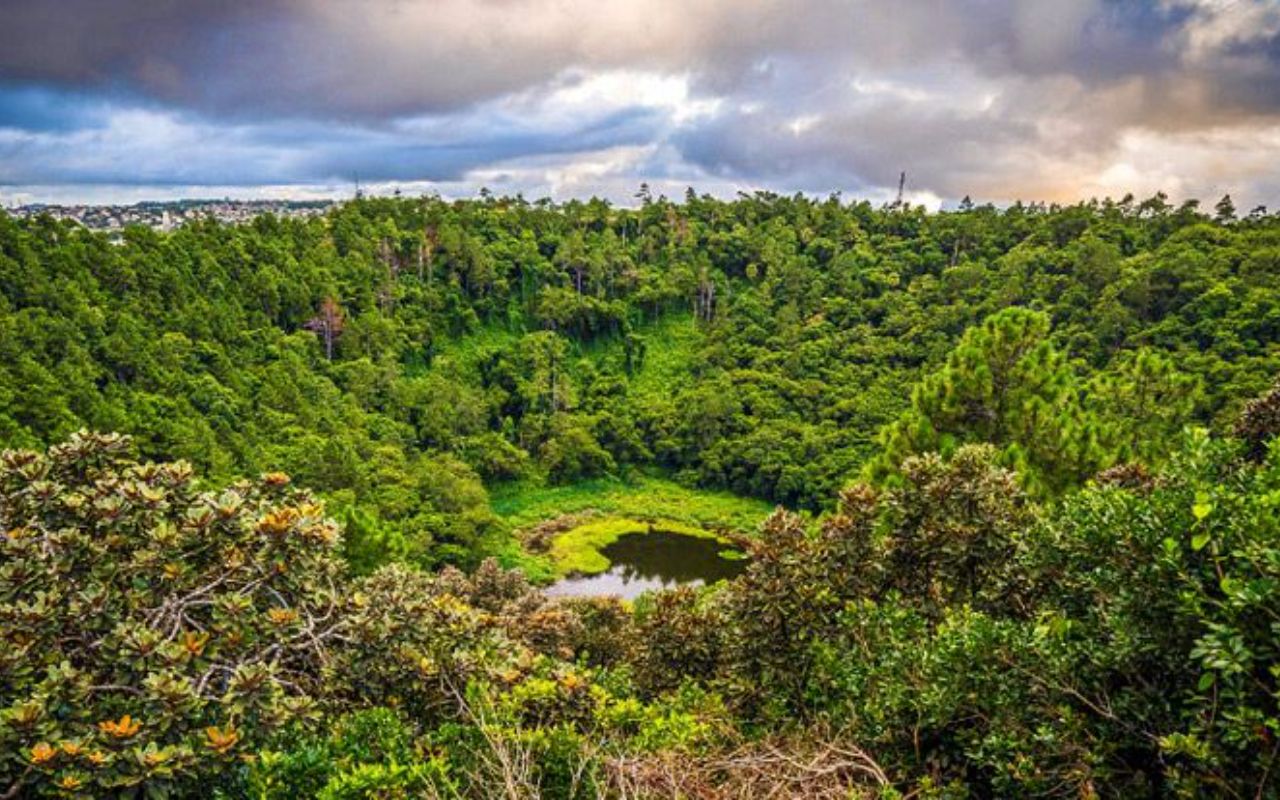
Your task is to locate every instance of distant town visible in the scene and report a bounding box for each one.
[3,199,335,232]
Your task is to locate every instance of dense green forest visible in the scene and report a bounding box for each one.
[3,193,1280,797]
[3,192,1278,563]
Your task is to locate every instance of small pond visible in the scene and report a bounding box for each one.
[545,531,747,600]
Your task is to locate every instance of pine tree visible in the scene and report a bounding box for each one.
[871,308,1109,493]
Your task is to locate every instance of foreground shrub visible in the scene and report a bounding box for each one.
[0,432,770,798]
[0,431,347,796]
[244,707,458,800]
[795,430,1280,795]
[720,445,1030,720]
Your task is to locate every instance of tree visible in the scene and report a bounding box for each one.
[1233,374,1280,461]
[1214,194,1237,224]
[871,308,1109,494]
[877,445,1032,617]
[305,296,345,359]
[538,414,615,483]
[1087,348,1200,465]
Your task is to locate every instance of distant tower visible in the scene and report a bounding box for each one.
[354,175,364,200]
[896,171,906,206]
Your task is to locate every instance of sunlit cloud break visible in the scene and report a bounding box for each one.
[1,0,1278,207]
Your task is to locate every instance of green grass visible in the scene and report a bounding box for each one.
[620,313,705,403]
[480,531,559,584]
[429,322,523,374]
[490,472,774,535]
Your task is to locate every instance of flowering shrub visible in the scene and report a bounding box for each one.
[0,431,347,796]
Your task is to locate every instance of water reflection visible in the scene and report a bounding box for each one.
[545,531,746,600]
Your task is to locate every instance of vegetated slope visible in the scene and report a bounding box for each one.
[6,398,1280,797]
[2,192,1278,572]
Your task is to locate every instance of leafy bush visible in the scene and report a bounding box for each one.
[8,343,1280,798]
[0,432,721,798]
[0,431,345,796]
[245,708,458,800]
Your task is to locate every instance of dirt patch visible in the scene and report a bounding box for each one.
[519,510,602,553]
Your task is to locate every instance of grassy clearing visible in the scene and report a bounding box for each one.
[429,322,523,375]
[583,312,706,402]
[628,314,705,400]
[491,472,774,536]
[480,532,559,584]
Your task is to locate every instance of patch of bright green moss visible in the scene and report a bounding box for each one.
[548,517,731,577]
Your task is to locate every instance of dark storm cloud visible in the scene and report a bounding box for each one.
[0,92,664,186]
[0,0,610,119]
[0,2,304,113]
[0,84,113,132]
[290,106,666,183]
[0,0,1248,122]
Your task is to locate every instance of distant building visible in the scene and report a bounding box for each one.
[5,199,335,231]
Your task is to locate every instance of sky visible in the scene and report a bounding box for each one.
[0,0,1278,208]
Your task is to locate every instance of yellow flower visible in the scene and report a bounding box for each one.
[255,507,299,537]
[266,607,298,626]
[98,714,141,739]
[262,471,291,487]
[56,775,83,790]
[86,751,108,767]
[59,741,83,758]
[30,742,57,765]
[559,672,585,691]
[180,631,210,656]
[204,725,240,754]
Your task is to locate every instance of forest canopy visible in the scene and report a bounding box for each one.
[1,192,1276,565]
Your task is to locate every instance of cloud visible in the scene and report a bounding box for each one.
[0,0,1278,206]
[0,0,1265,122]
[0,68,697,186]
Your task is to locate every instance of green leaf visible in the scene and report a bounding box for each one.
[1197,672,1216,692]
[1191,531,1211,551]
[1192,501,1213,521]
